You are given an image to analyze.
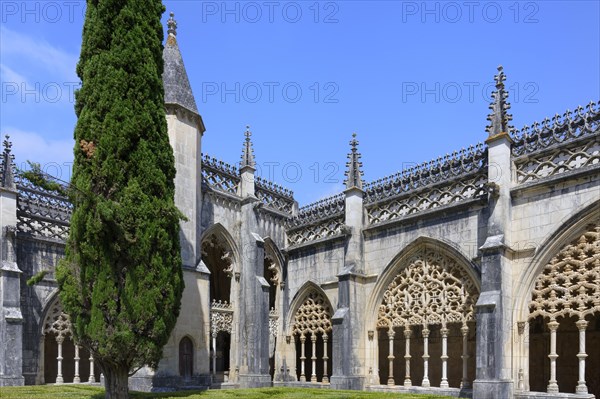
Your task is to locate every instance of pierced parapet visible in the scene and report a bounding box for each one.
[286,193,346,246]
[511,100,600,157]
[201,153,241,195]
[486,66,514,138]
[363,144,488,226]
[255,175,295,214]
[344,133,364,190]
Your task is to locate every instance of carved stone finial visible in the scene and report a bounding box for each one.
[1,135,15,189]
[240,125,256,169]
[167,12,177,36]
[486,65,514,138]
[344,132,364,190]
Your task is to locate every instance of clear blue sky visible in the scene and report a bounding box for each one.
[1,1,599,205]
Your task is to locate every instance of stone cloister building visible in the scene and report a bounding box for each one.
[1,14,599,399]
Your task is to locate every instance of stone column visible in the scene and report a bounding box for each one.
[0,170,25,386]
[89,355,95,383]
[547,320,559,393]
[473,67,515,399]
[422,327,430,387]
[310,333,318,383]
[212,333,217,377]
[575,319,588,394]
[237,192,271,387]
[461,324,470,389]
[322,333,329,383]
[387,329,395,386]
[440,327,449,388]
[300,335,306,382]
[330,164,367,391]
[516,321,526,391]
[403,326,412,387]
[55,336,64,384]
[73,345,81,383]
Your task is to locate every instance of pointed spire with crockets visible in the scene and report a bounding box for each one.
[240,126,256,169]
[1,135,15,189]
[344,133,364,190]
[486,65,513,138]
[162,12,199,115]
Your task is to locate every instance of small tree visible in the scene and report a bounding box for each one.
[55,1,184,398]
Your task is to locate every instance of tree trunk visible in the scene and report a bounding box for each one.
[103,365,129,399]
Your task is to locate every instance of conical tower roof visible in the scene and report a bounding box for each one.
[162,12,199,115]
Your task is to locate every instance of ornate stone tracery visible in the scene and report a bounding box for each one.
[526,222,600,395]
[210,300,234,336]
[292,289,332,336]
[377,248,479,329]
[529,223,600,322]
[42,300,72,340]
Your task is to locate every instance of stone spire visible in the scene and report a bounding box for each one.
[240,126,256,169]
[344,133,364,190]
[162,12,199,115]
[486,65,513,138]
[1,135,15,190]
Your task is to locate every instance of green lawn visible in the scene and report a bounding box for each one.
[0,385,454,399]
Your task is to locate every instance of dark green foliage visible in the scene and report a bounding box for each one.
[26,270,49,286]
[19,162,67,196]
[55,0,184,396]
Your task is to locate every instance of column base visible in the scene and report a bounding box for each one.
[473,379,514,399]
[330,375,365,390]
[237,373,272,388]
[575,384,588,394]
[547,383,559,393]
[0,376,24,387]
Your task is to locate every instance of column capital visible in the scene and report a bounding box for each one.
[575,319,588,331]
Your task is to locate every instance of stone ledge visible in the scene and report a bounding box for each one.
[514,392,595,399]
[367,384,472,398]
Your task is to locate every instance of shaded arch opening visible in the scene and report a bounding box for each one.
[201,224,237,382]
[41,297,100,384]
[264,238,283,381]
[373,242,479,389]
[526,222,600,397]
[289,285,333,383]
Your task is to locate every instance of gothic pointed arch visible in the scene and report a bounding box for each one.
[519,205,600,396]
[201,223,238,303]
[366,236,481,328]
[368,236,480,388]
[288,281,333,383]
[200,222,240,267]
[287,281,333,334]
[40,293,99,384]
[514,200,600,322]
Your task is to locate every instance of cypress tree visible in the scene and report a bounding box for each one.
[56,1,183,398]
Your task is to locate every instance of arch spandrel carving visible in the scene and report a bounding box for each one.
[377,247,479,329]
[292,289,332,336]
[529,223,600,321]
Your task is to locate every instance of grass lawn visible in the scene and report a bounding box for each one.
[0,385,454,399]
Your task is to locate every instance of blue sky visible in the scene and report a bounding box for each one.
[1,1,599,205]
